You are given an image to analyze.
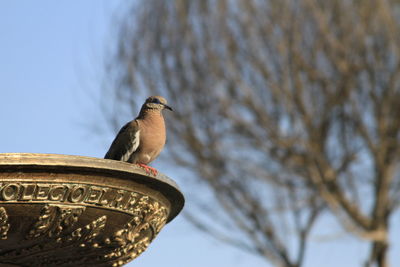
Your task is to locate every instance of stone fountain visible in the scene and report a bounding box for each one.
[0,153,184,266]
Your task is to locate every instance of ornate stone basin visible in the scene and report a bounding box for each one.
[0,153,184,267]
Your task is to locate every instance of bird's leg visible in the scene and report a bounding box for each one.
[137,163,158,176]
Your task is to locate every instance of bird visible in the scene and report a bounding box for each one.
[104,96,173,175]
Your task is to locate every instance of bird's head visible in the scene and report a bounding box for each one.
[143,96,173,111]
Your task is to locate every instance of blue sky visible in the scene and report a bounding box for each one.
[0,1,398,267]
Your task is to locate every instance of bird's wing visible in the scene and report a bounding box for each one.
[104,120,140,161]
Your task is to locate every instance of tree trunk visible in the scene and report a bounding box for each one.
[366,237,389,267]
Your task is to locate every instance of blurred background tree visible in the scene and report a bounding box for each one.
[102,1,400,266]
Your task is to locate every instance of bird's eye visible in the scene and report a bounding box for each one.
[151,98,162,104]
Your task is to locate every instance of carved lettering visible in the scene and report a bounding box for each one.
[109,190,126,209]
[0,182,165,217]
[85,187,104,204]
[69,186,87,203]
[2,184,20,200]
[21,184,36,200]
[35,185,51,200]
[49,186,68,201]
[99,188,112,206]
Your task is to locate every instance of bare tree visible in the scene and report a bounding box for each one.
[101,1,400,266]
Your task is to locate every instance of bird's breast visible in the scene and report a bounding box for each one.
[137,115,166,164]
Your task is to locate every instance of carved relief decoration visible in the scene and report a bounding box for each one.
[0,207,9,240]
[102,196,169,266]
[26,204,85,239]
[0,182,169,266]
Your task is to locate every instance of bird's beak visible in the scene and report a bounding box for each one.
[164,104,173,111]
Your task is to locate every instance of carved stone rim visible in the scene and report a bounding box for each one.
[0,153,184,222]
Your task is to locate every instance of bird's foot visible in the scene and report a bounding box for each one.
[137,163,158,176]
